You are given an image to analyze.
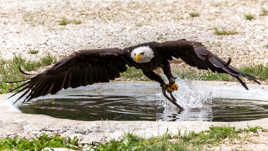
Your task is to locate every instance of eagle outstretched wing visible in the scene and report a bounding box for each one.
[157,39,260,89]
[7,39,260,104]
[9,48,128,103]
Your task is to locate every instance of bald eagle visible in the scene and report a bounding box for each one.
[9,39,260,108]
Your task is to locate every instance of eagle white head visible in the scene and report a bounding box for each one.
[131,46,154,63]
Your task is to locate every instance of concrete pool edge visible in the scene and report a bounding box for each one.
[0,81,268,143]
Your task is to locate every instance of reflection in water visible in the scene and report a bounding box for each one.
[212,99,268,121]
[19,95,164,121]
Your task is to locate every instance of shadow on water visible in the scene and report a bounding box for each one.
[17,80,268,122]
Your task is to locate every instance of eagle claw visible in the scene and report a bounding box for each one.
[166,82,178,93]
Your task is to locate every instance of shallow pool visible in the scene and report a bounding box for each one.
[17,80,268,122]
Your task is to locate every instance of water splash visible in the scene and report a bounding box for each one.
[0,94,21,113]
[159,78,214,121]
[160,78,213,109]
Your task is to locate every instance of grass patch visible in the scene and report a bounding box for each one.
[40,55,56,66]
[189,12,200,17]
[260,9,268,16]
[177,64,268,82]
[95,133,191,151]
[198,71,231,81]
[59,17,71,25]
[179,126,239,146]
[245,14,255,21]
[239,126,266,133]
[240,64,268,81]
[136,23,144,27]
[0,55,56,93]
[0,126,264,150]
[120,66,147,80]
[214,27,238,36]
[177,70,232,81]
[72,19,82,25]
[0,134,81,151]
[121,64,268,82]
[0,126,265,151]
[28,50,39,55]
[59,17,82,25]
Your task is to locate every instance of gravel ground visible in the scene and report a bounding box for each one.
[0,0,267,67]
[0,1,268,149]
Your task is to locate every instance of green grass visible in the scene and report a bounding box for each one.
[0,55,56,93]
[245,14,255,21]
[117,63,268,85]
[260,9,268,16]
[1,126,262,151]
[239,126,266,133]
[40,55,56,66]
[59,17,82,25]
[197,71,231,81]
[72,19,82,25]
[120,66,147,80]
[214,27,238,36]
[177,64,268,82]
[95,133,191,151]
[189,12,200,17]
[28,50,39,54]
[177,70,232,81]
[179,126,239,146]
[96,126,264,151]
[58,17,70,25]
[0,134,81,151]
[136,23,144,27]
[240,64,268,81]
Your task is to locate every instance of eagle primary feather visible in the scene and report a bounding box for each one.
[9,48,129,102]
[9,39,260,103]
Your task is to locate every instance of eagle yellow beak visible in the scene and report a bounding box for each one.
[136,54,143,62]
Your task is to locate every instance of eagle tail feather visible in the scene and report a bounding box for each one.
[235,76,248,90]
[19,66,35,75]
[208,55,260,89]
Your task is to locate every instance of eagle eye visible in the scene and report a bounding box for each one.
[140,52,145,55]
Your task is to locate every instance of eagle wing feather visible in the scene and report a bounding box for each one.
[157,39,260,89]
[10,48,128,103]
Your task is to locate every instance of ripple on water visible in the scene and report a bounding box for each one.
[16,79,268,122]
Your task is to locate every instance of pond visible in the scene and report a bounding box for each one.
[16,79,268,122]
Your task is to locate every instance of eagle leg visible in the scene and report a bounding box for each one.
[142,69,182,109]
[162,61,178,93]
[161,86,184,110]
[142,70,166,85]
[166,83,179,93]
[142,70,175,92]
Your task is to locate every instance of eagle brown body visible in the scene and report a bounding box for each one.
[10,39,260,103]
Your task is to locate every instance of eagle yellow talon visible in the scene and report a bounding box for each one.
[166,86,173,93]
[166,83,178,93]
[171,83,178,90]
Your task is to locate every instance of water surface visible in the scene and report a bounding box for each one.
[18,81,268,122]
